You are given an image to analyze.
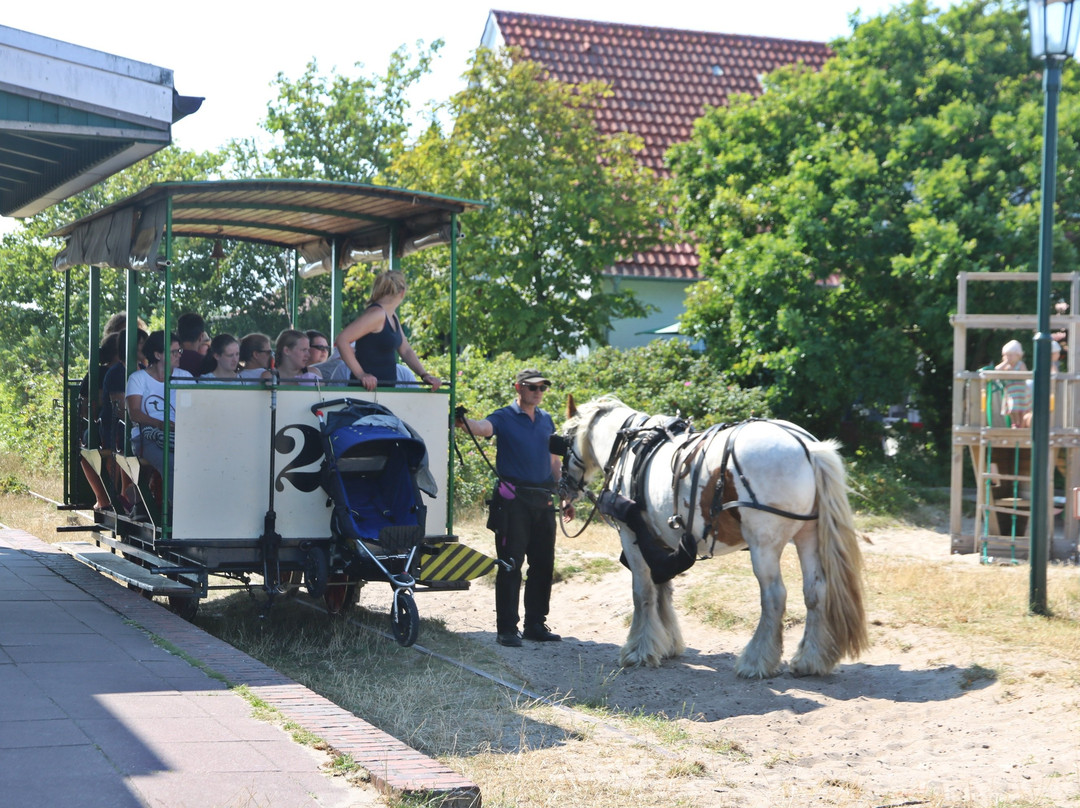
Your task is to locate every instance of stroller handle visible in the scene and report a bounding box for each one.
[311,398,358,414]
[310,398,398,421]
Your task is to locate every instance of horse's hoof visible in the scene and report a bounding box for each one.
[620,649,661,668]
[734,659,781,679]
[789,658,836,678]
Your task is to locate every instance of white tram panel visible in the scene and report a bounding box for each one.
[171,387,449,542]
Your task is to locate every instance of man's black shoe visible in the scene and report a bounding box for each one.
[522,623,561,642]
[496,631,523,647]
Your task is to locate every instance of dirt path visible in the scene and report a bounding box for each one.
[409,523,1080,807]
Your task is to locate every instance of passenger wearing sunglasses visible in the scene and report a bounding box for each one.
[455,368,575,648]
[306,330,331,368]
[237,333,273,381]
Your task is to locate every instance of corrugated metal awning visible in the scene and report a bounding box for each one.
[49,180,484,273]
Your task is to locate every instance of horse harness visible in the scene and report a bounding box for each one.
[603,416,821,559]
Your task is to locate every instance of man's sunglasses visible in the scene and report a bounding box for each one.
[310,343,330,351]
[523,383,550,392]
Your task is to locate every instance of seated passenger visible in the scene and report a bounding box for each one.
[306,330,331,367]
[199,334,241,381]
[104,328,147,512]
[238,333,273,381]
[79,332,121,510]
[262,329,321,385]
[176,312,206,375]
[125,331,195,491]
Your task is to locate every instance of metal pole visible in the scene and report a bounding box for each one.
[1030,59,1062,616]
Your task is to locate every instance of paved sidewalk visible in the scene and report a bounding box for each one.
[0,528,480,808]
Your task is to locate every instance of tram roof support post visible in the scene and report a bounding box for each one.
[289,249,299,328]
[162,196,174,535]
[87,266,101,450]
[448,213,459,531]
[331,239,342,343]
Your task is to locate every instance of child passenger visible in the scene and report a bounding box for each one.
[262,329,321,385]
[199,334,241,381]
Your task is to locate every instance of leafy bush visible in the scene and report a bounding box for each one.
[431,341,771,509]
[0,365,66,470]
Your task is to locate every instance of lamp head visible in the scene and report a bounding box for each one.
[1029,0,1080,60]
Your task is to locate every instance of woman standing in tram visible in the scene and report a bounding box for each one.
[335,270,440,392]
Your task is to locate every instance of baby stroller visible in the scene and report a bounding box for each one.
[312,398,434,646]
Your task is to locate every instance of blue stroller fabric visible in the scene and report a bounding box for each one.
[319,402,428,544]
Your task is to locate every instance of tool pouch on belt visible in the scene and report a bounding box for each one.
[486,482,514,535]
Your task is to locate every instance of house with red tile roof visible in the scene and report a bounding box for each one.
[480,10,832,348]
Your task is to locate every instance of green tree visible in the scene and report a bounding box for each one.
[668,0,1078,439]
[387,48,669,358]
[230,42,443,183]
[223,42,444,336]
[0,147,227,373]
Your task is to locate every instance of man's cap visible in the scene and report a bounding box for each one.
[515,368,552,386]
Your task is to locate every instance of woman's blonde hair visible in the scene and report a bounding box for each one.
[368,270,407,305]
[275,328,307,356]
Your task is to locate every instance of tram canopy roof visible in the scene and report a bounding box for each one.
[49,180,484,275]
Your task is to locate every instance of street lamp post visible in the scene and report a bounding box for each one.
[1027,0,1080,615]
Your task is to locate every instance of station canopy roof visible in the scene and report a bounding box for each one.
[0,25,202,219]
[49,180,484,276]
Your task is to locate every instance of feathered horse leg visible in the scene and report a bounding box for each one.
[618,528,673,668]
[735,535,787,679]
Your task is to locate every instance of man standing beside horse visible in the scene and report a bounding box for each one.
[456,369,575,647]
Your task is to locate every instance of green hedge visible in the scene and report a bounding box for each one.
[0,341,770,510]
[0,365,66,470]
[433,341,771,508]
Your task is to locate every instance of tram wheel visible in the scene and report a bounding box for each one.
[168,595,199,621]
[323,573,356,616]
[304,547,329,599]
[391,590,419,647]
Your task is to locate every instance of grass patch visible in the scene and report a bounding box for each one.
[554,552,621,583]
[958,663,999,690]
[196,592,547,756]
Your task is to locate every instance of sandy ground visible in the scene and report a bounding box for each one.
[411,523,1080,807]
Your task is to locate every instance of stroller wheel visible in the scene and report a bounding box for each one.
[324,573,356,616]
[391,590,419,647]
[304,547,329,599]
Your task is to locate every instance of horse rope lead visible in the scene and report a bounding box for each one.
[452,406,601,540]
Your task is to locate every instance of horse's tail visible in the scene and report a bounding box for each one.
[809,439,869,662]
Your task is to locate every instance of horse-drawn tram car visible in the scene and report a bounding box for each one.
[53,180,492,646]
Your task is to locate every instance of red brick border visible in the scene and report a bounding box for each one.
[0,529,481,807]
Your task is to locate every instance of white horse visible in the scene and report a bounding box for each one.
[559,396,868,678]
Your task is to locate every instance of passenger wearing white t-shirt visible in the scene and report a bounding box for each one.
[126,330,195,492]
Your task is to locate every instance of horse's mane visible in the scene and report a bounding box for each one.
[564,395,633,433]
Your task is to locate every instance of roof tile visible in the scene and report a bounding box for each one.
[493,10,830,280]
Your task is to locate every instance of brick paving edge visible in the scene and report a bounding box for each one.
[0,528,482,808]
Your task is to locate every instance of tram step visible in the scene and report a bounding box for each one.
[59,542,195,596]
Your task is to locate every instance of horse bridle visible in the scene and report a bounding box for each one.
[555,408,630,536]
